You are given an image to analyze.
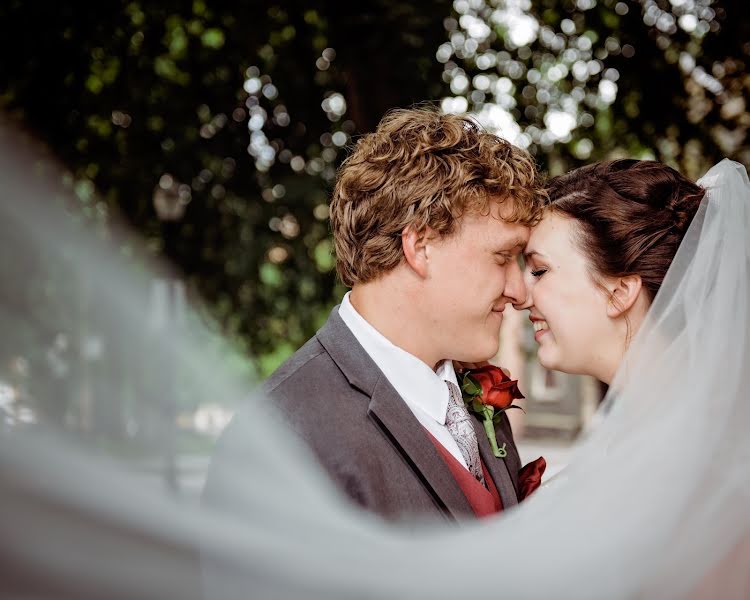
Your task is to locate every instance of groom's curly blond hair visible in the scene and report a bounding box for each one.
[330,107,544,286]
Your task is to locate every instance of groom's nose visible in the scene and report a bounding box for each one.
[503,256,527,305]
[513,267,534,310]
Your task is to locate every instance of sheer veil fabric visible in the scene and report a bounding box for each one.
[1,127,749,599]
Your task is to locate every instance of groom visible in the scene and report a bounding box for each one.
[260,108,544,522]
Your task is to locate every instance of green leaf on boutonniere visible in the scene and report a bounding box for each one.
[460,374,481,396]
[471,398,484,413]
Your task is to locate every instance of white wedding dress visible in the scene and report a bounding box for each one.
[1,122,748,599]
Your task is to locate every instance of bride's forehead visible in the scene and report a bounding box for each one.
[529,212,571,241]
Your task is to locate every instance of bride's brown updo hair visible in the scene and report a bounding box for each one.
[546,159,705,303]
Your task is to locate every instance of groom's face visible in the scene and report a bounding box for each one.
[421,200,529,363]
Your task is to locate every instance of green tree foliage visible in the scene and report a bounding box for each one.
[439,0,749,178]
[0,1,451,375]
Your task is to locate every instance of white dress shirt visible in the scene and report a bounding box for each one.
[338,292,468,467]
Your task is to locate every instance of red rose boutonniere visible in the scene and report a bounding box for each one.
[458,365,525,458]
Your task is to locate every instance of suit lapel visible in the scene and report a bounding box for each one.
[368,376,473,519]
[316,306,382,394]
[317,307,473,519]
[472,416,519,508]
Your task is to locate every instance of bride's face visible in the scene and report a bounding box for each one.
[518,211,618,380]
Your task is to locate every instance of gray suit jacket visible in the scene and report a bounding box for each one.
[264,307,522,522]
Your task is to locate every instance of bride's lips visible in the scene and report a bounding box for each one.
[529,316,550,343]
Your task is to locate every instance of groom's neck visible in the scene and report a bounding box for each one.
[350,277,443,371]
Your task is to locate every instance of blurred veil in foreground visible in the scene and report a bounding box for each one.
[1,121,749,599]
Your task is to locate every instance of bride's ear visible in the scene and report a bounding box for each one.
[606,274,643,318]
[402,225,431,278]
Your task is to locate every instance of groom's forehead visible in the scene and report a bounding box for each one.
[500,236,527,250]
[485,232,528,253]
[486,218,531,250]
[457,207,531,247]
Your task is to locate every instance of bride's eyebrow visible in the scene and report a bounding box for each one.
[524,249,547,260]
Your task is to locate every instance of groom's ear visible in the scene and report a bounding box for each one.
[402,225,431,278]
[606,274,643,318]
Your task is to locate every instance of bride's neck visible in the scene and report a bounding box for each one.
[600,304,650,385]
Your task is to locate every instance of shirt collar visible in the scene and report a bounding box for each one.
[338,292,458,425]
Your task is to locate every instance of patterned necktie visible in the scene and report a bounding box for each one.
[445,380,486,487]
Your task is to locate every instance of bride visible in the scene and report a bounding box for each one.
[520,158,711,386]
[1,130,748,598]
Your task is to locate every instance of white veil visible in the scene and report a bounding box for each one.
[1,123,748,599]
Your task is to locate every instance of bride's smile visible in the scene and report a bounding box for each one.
[530,317,550,341]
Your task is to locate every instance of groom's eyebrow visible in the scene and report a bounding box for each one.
[499,237,527,252]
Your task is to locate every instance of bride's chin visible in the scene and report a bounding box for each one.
[536,346,557,371]
[536,354,556,371]
[537,349,564,373]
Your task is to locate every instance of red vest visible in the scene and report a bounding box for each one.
[426,431,503,518]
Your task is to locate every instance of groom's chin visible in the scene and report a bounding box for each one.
[465,340,501,364]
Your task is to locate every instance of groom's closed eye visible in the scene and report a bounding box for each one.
[496,247,525,264]
[494,252,512,265]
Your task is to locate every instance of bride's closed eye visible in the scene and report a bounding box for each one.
[531,268,548,278]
